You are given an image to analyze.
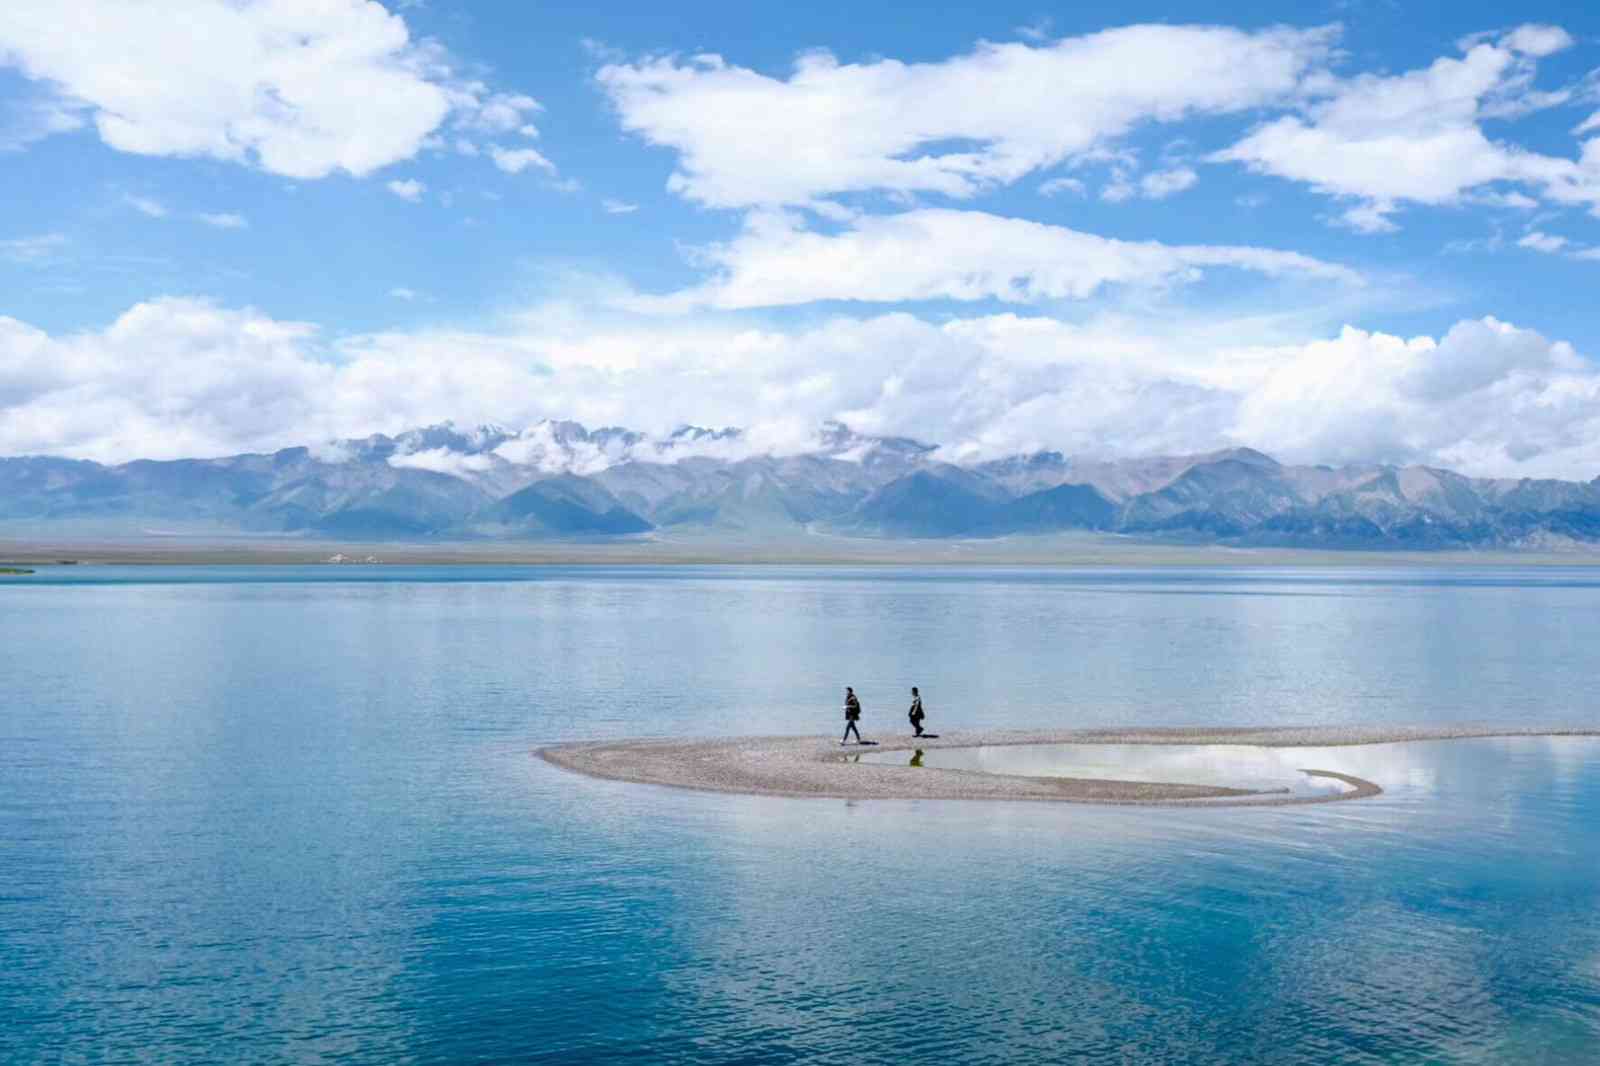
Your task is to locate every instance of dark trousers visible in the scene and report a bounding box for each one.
[843,720,861,743]
[911,716,924,736]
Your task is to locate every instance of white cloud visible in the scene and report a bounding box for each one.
[598,23,1334,207]
[390,287,420,301]
[122,198,250,228]
[1038,176,1085,197]
[1214,24,1600,230]
[629,208,1359,311]
[387,446,495,477]
[0,0,458,179]
[602,198,640,214]
[0,88,86,151]
[488,145,556,175]
[0,0,555,181]
[1510,229,1600,260]
[0,232,66,262]
[1230,317,1600,473]
[1499,24,1574,59]
[387,178,426,202]
[1137,167,1198,199]
[124,194,167,218]
[454,91,541,135]
[1336,201,1400,235]
[0,299,332,461]
[1473,190,1539,210]
[1517,231,1568,254]
[1103,166,1198,202]
[10,296,1600,480]
[1015,18,1053,44]
[196,211,248,230]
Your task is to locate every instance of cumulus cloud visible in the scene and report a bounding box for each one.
[628,208,1360,311]
[1102,166,1198,202]
[7,296,1600,480]
[489,145,556,174]
[1214,24,1600,230]
[387,178,426,202]
[453,91,542,136]
[598,23,1334,207]
[1136,167,1199,199]
[1510,229,1600,260]
[1497,24,1574,60]
[1038,176,1086,197]
[0,299,332,460]
[1517,231,1568,254]
[0,0,554,180]
[387,446,495,477]
[1231,318,1599,472]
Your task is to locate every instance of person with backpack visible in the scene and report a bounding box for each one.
[908,686,926,737]
[842,686,863,745]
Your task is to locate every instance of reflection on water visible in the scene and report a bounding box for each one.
[4,567,1600,1063]
[870,736,1600,805]
[865,742,1390,796]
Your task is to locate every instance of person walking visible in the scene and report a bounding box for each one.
[842,686,862,745]
[908,686,926,737]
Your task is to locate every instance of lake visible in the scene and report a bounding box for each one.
[4,565,1599,1063]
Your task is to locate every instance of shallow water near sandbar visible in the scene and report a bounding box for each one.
[860,741,1378,796]
[5,564,1600,1063]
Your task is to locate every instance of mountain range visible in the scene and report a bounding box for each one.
[5,420,1600,550]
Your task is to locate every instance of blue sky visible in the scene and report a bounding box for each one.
[3,1,1600,477]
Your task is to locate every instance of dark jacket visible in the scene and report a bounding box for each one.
[844,694,861,721]
[908,695,924,721]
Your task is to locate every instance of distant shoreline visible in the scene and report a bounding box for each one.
[4,534,1600,568]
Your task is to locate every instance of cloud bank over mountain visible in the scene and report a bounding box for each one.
[4,297,1600,482]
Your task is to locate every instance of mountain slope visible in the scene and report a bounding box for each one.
[4,422,1600,549]
[479,474,652,535]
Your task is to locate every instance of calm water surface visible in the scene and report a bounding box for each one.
[3,565,1600,1063]
[859,742,1377,796]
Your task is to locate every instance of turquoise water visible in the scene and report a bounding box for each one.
[4,565,1600,1063]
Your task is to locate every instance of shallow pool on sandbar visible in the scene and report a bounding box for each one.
[859,742,1369,797]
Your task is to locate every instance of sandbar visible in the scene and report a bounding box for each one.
[539,725,1600,808]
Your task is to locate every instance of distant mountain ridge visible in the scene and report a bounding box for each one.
[5,420,1600,549]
